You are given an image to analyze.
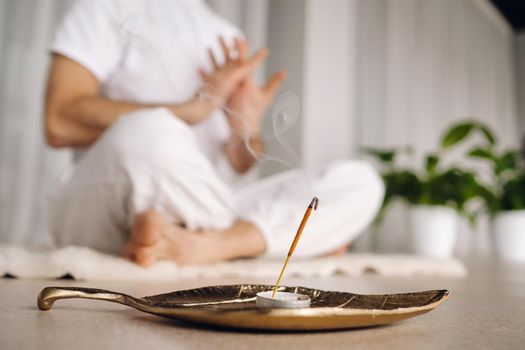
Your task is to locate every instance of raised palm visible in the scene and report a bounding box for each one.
[225,76,279,137]
[200,37,287,138]
[225,43,287,138]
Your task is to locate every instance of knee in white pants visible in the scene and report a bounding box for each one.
[95,107,234,229]
[334,160,384,212]
[319,160,385,234]
[99,107,197,168]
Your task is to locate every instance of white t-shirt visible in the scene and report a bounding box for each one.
[51,0,241,164]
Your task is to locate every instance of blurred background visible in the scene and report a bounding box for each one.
[0,0,524,257]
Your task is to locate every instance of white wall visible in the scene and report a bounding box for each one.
[517,32,525,136]
[302,0,356,169]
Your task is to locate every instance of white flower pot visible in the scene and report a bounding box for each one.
[492,211,525,262]
[408,205,458,258]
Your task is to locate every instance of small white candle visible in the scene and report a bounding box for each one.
[256,291,311,309]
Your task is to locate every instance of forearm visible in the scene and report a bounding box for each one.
[62,97,153,130]
[47,97,147,147]
[46,96,217,148]
[45,54,223,148]
[224,135,263,174]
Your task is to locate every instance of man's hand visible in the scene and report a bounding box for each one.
[221,39,287,173]
[224,38,287,138]
[225,68,287,138]
[198,37,268,109]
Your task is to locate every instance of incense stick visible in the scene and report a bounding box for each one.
[272,196,319,298]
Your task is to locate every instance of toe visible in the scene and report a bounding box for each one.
[132,246,156,267]
[131,210,163,246]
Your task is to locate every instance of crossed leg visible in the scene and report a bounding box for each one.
[50,108,267,265]
[50,108,383,266]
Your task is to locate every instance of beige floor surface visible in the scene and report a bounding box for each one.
[1,256,524,349]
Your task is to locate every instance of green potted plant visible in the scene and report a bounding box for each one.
[446,121,525,262]
[365,124,487,258]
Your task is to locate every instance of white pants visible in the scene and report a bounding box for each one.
[49,108,384,257]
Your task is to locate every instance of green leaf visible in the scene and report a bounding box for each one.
[425,154,439,175]
[362,147,396,164]
[415,168,492,220]
[501,173,525,210]
[495,151,519,175]
[477,124,496,145]
[381,170,422,206]
[468,147,493,160]
[441,123,474,148]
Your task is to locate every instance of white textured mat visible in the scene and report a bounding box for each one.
[0,245,467,281]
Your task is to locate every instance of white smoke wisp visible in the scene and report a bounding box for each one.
[269,92,302,165]
[216,91,314,190]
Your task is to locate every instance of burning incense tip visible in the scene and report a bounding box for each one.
[310,197,319,210]
[272,196,319,298]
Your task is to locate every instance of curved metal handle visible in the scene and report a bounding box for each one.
[37,286,129,311]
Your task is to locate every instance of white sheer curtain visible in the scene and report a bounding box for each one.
[353,0,518,254]
[355,0,517,152]
[0,0,71,246]
[0,0,269,246]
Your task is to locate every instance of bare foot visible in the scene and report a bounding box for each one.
[121,210,266,266]
[122,210,212,266]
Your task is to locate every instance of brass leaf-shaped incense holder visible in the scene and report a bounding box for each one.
[38,284,449,331]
